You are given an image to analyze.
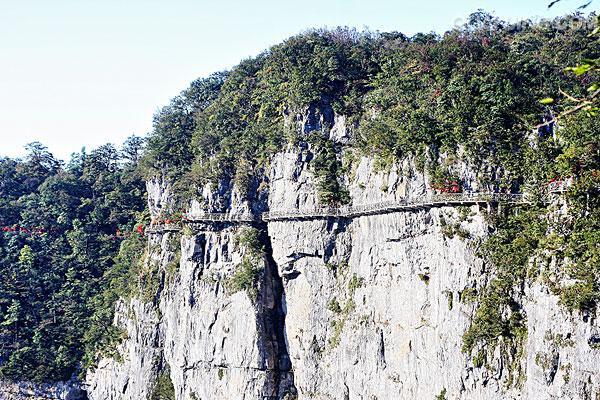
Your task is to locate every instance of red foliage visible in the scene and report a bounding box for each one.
[432,180,462,193]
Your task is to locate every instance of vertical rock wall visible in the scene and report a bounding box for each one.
[85,149,600,400]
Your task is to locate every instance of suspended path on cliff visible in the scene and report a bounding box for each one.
[146,192,528,234]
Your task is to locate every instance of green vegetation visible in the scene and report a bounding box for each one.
[142,72,227,182]
[82,234,146,370]
[145,7,597,219]
[473,349,485,368]
[440,219,471,240]
[460,287,478,304]
[165,240,182,281]
[462,206,543,380]
[328,271,363,349]
[150,369,175,400]
[310,133,350,205]
[181,225,194,237]
[543,1,598,118]
[0,10,598,385]
[0,140,147,381]
[328,319,346,348]
[138,14,598,204]
[227,227,267,301]
[560,363,572,383]
[235,227,264,256]
[444,290,454,310]
[226,257,264,301]
[348,273,364,293]
[435,388,447,400]
[440,208,473,239]
[325,259,349,275]
[461,114,599,377]
[327,297,342,314]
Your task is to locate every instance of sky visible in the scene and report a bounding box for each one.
[0,0,587,161]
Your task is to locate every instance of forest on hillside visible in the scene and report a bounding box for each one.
[0,12,598,383]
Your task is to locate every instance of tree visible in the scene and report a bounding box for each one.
[22,142,61,190]
[121,135,145,164]
[540,2,599,124]
[0,136,146,382]
[142,72,227,179]
[18,245,34,267]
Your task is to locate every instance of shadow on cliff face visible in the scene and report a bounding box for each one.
[256,223,298,400]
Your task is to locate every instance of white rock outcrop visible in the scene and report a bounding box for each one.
[85,145,600,400]
[0,380,85,400]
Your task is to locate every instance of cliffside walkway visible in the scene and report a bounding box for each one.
[146,192,525,233]
[262,192,523,221]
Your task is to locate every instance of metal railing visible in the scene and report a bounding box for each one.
[146,192,526,233]
[547,179,573,193]
[146,224,182,233]
[184,212,257,223]
[262,193,525,221]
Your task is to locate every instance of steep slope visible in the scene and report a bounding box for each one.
[3,13,598,400]
[86,142,600,399]
[84,18,600,397]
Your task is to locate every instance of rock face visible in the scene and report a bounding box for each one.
[0,380,86,400]
[86,180,295,400]
[85,299,162,400]
[160,227,294,400]
[85,143,600,399]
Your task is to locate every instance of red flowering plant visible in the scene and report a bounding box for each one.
[430,169,463,193]
[432,179,462,193]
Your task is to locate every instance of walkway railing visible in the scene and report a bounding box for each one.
[146,224,182,234]
[146,192,526,233]
[547,178,573,193]
[261,193,524,221]
[184,212,257,223]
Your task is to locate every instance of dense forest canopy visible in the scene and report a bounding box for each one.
[0,140,147,381]
[143,12,598,197]
[0,12,598,383]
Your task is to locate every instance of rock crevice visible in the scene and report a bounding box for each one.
[84,150,600,400]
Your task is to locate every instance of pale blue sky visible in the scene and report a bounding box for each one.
[0,0,585,160]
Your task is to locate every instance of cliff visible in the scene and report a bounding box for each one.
[84,140,600,399]
[2,18,597,399]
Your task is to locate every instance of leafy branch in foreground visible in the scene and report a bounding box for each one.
[548,0,594,9]
[539,14,599,124]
